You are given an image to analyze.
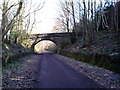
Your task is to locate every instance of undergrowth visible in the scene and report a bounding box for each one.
[2,53,31,70]
[59,51,120,74]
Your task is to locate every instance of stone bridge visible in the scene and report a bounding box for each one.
[30,32,75,51]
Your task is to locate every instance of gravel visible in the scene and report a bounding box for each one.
[54,54,120,88]
[2,54,40,88]
[2,53,120,88]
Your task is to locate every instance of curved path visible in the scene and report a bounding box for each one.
[33,52,102,88]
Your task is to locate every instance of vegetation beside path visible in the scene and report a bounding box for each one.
[2,42,33,64]
[57,31,120,74]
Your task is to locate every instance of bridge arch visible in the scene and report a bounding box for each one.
[30,32,74,52]
[32,38,60,53]
[35,38,58,47]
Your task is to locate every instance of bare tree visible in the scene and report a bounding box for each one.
[1,0,23,41]
[59,0,72,42]
[115,0,119,31]
[83,0,89,42]
[70,0,78,42]
[0,0,46,49]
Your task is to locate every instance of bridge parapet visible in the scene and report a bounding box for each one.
[30,32,82,51]
[30,32,74,38]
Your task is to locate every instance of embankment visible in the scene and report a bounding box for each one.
[58,31,120,74]
[2,42,33,64]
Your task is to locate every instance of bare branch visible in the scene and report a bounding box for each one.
[2,1,23,39]
[24,0,46,18]
[4,3,19,16]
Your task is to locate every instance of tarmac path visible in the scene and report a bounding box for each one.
[33,52,102,88]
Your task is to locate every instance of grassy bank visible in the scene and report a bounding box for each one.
[2,42,33,62]
[2,53,32,69]
[59,51,120,74]
[57,31,120,74]
[2,42,34,70]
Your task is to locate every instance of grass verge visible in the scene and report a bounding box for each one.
[59,51,120,74]
[2,53,32,70]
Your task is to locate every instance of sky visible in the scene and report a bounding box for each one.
[30,0,105,34]
[0,0,58,34]
[1,0,118,34]
[31,0,59,34]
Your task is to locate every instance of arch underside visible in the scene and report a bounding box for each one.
[35,38,58,46]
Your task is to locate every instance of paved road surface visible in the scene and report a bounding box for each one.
[33,52,102,88]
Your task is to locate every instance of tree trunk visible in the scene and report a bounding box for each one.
[83,0,88,42]
[116,1,119,31]
[71,0,78,43]
[2,0,23,40]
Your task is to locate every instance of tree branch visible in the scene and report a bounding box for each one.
[24,0,46,18]
[2,1,23,39]
[3,3,19,16]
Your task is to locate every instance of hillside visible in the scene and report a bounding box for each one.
[2,42,32,64]
[60,31,120,74]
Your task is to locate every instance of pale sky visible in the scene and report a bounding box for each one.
[0,0,115,34]
[30,0,104,34]
[31,0,59,34]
